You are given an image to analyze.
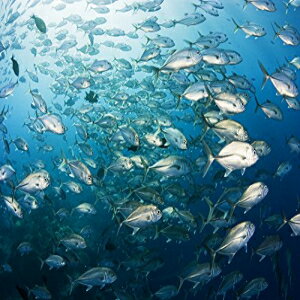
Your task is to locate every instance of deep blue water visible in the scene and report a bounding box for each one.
[0,0,300,299]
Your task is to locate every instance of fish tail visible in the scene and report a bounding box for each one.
[201,140,215,177]
[151,66,161,81]
[285,56,290,65]
[271,23,279,39]
[183,39,194,48]
[277,211,288,231]
[200,112,213,135]
[204,196,215,222]
[199,125,209,142]
[58,150,67,171]
[142,166,150,183]
[70,208,75,216]
[67,275,75,295]
[116,221,123,236]
[175,94,182,109]
[258,61,269,89]
[254,96,261,113]
[154,225,159,240]
[132,24,139,32]
[198,213,207,232]
[177,276,185,293]
[204,244,217,270]
[101,161,110,181]
[204,83,214,107]
[250,247,256,261]
[283,1,290,14]
[227,200,237,220]
[145,36,151,45]
[231,18,240,33]
[39,257,44,270]
[192,3,199,11]
[242,0,249,10]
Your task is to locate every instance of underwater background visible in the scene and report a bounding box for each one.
[0,0,300,299]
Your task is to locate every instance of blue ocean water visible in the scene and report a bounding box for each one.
[0,0,299,299]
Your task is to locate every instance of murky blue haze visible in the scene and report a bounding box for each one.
[0,0,299,299]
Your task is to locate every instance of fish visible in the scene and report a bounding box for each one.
[16,170,50,194]
[70,267,117,293]
[0,0,298,298]
[11,55,19,76]
[237,277,268,299]
[149,156,191,177]
[253,235,282,261]
[32,15,47,33]
[254,97,283,120]
[202,140,259,177]
[158,48,202,72]
[0,164,16,181]
[41,255,66,270]
[178,262,221,291]
[59,157,93,185]
[118,204,162,235]
[230,182,268,215]
[209,221,255,264]
[38,114,65,134]
[232,19,266,38]
[278,213,300,236]
[258,61,298,98]
[244,0,276,12]
[1,195,23,218]
[60,233,87,250]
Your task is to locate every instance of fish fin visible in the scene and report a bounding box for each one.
[67,275,75,295]
[198,213,206,232]
[204,244,217,270]
[224,168,233,177]
[150,66,160,81]
[86,285,93,292]
[202,140,215,177]
[259,255,266,262]
[132,227,140,236]
[258,61,269,89]
[39,257,44,270]
[192,282,200,289]
[277,211,288,231]
[254,96,261,113]
[271,23,279,39]
[227,253,235,264]
[183,39,194,48]
[241,168,246,176]
[177,276,185,292]
[231,18,240,33]
[242,0,248,10]
[117,221,123,236]
[227,200,237,220]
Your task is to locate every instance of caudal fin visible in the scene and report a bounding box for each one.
[232,18,240,33]
[254,96,261,113]
[277,211,288,231]
[202,140,215,177]
[258,61,270,90]
[177,276,185,293]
